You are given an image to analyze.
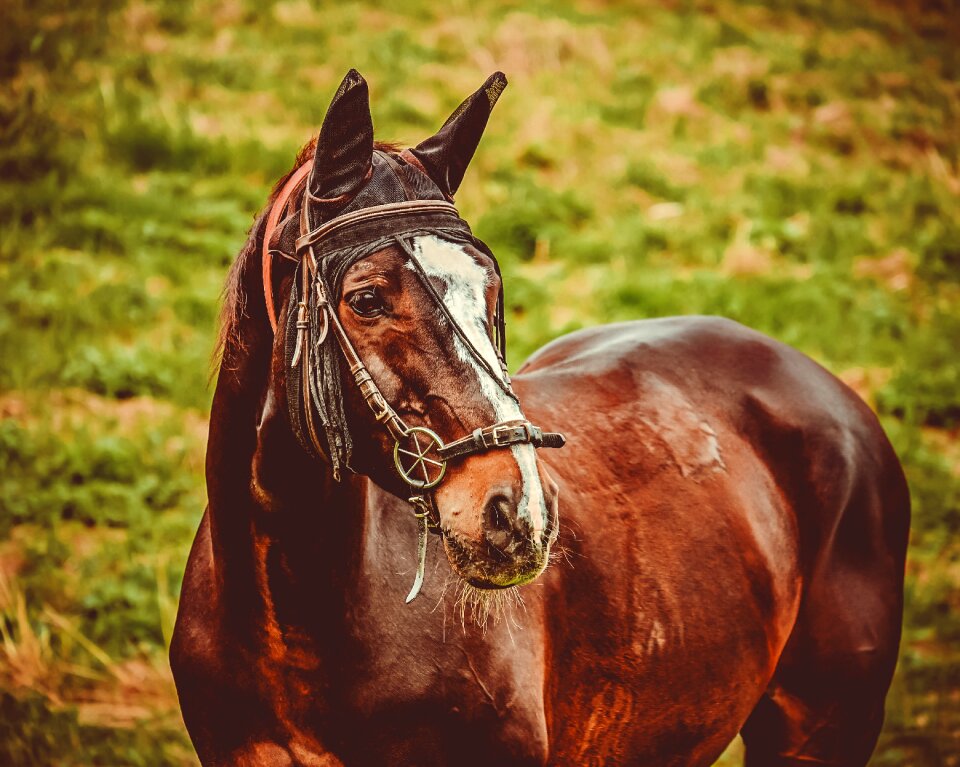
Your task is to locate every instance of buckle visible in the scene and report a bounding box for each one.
[490,423,523,447]
[368,392,392,422]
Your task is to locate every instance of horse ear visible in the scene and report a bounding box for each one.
[310,69,374,200]
[409,72,507,198]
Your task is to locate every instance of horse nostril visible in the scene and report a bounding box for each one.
[485,494,512,528]
[483,492,528,555]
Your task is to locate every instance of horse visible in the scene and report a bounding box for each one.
[170,70,910,766]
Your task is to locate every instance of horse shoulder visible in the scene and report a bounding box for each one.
[515,319,806,760]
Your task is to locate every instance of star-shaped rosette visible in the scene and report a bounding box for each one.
[393,426,447,489]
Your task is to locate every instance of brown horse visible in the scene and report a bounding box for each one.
[171,71,909,766]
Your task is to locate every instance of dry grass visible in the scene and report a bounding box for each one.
[0,571,181,727]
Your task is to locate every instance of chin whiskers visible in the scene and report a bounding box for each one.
[454,580,524,633]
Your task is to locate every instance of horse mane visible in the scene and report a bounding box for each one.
[214,139,403,372]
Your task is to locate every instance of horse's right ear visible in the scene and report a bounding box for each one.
[310,69,374,200]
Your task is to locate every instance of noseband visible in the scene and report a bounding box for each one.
[262,160,565,601]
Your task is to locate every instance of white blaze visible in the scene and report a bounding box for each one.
[410,235,546,534]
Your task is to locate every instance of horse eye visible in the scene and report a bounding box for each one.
[348,288,387,318]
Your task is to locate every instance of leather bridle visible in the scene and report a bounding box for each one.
[261,157,565,601]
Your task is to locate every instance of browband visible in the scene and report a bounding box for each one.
[262,178,471,334]
[296,200,466,255]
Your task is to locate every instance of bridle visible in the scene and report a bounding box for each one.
[261,155,565,601]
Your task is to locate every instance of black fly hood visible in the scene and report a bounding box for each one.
[265,71,512,478]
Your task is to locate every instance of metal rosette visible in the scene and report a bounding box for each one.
[393,426,447,489]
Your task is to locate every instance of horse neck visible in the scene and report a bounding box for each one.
[204,245,367,631]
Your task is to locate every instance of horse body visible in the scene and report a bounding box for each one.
[173,312,907,766]
[526,317,908,765]
[172,71,908,766]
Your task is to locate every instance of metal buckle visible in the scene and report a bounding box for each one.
[368,392,392,423]
[491,423,520,447]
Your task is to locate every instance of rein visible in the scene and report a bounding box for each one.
[261,159,565,602]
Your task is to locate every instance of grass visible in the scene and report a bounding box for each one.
[0,0,958,763]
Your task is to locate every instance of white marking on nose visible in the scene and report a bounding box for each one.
[409,235,546,535]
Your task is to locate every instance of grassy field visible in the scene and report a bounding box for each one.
[1,0,958,763]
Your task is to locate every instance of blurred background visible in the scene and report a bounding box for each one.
[0,0,957,763]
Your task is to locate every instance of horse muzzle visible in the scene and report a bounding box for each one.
[438,473,558,589]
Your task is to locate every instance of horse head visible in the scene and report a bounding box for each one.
[268,70,561,594]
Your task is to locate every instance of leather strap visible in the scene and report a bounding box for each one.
[295,200,461,254]
[262,161,375,334]
[273,163,567,487]
[262,162,312,333]
[438,420,566,461]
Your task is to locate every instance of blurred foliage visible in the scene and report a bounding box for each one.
[879,310,960,428]
[0,691,191,767]
[0,0,958,764]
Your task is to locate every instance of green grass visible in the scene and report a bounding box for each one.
[1,0,958,763]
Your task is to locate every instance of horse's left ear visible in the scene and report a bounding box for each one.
[409,72,507,199]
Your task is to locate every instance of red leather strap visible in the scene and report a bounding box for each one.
[262,162,312,333]
[261,161,376,333]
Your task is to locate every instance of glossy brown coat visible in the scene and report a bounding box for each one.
[172,73,908,767]
[173,279,908,765]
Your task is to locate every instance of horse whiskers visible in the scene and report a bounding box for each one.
[432,573,455,615]
[453,580,524,633]
[549,542,574,568]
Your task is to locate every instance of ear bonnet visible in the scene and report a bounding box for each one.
[265,71,510,477]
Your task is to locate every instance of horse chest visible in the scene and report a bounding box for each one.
[301,633,548,765]
[339,556,547,719]
[244,542,549,763]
